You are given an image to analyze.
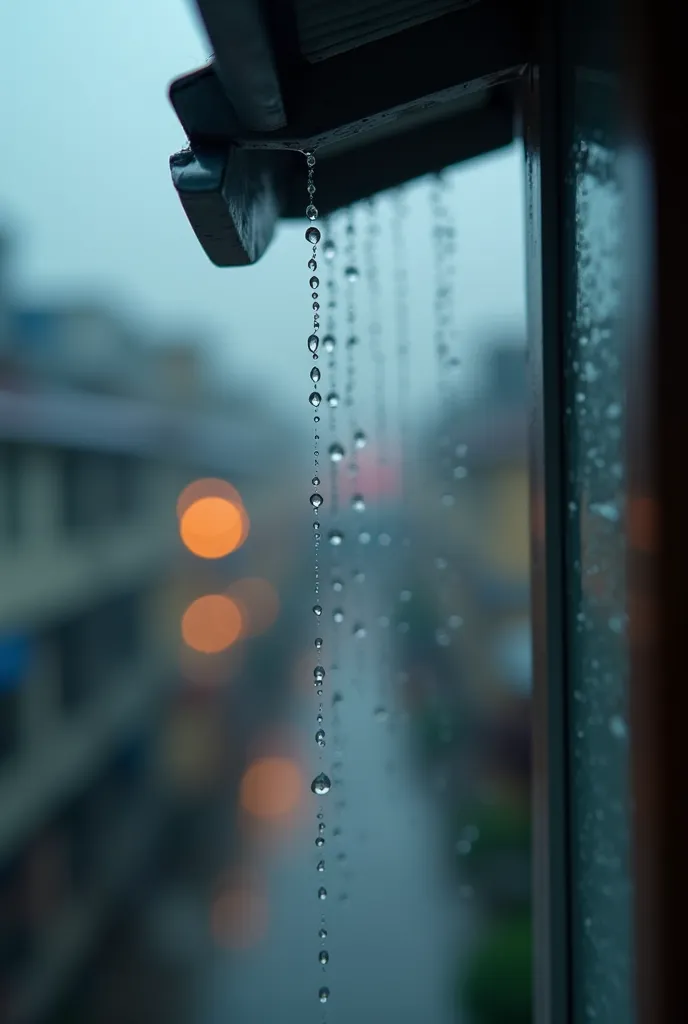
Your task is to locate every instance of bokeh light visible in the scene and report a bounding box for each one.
[177,479,250,556]
[181,594,242,653]
[179,641,245,689]
[239,757,302,820]
[227,577,280,637]
[211,872,268,950]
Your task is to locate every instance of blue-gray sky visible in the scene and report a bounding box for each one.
[0,0,526,413]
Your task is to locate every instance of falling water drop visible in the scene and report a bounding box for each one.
[318,888,327,901]
[310,366,321,384]
[319,950,330,965]
[314,666,326,682]
[308,334,319,354]
[328,529,344,546]
[309,391,322,407]
[310,492,323,508]
[313,604,323,617]
[317,713,323,724]
[311,773,331,795]
[319,987,330,1002]
[306,226,321,244]
[306,204,319,221]
[319,928,328,939]
[314,637,323,649]
[353,430,367,449]
[310,276,320,290]
[308,257,317,271]
[315,729,326,746]
[329,442,345,462]
[315,836,325,848]
[317,860,325,872]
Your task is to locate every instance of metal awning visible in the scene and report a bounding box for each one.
[168,0,528,266]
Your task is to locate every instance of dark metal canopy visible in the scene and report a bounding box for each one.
[168,0,528,266]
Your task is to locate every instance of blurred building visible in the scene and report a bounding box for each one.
[0,230,301,1024]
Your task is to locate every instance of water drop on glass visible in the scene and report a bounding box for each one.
[329,529,344,546]
[311,772,331,795]
[323,334,336,353]
[327,392,339,408]
[329,443,345,462]
[352,494,365,512]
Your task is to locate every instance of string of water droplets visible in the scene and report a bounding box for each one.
[303,150,332,1013]
[392,192,413,643]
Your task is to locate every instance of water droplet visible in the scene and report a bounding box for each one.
[306,204,318,221]
[319,950,329,965]
[333,609,344,623]
[318,888,327,901]
[323,240,336,260]
[329,443,345,462]
[314,666,325,682]
[319,927,327,939]
[353,623,367,639]
[308,334,319,353]
[609,714,628,739]
[313,604,323,617]
[313,521,321,531]
[319,987,330,1003]
[310,275,320,290]
[315,836,325,847]
[318,821,325,832]
[311,773,331,795]
[310,492,323,508]
[310,366,321,384]
[312,476,320,487]
[315,729,326,747]
[352,494,365,512]
[329,529,344,546]
[345,266,359,283]
[316,859,325,872]
[317,687,323,696]
[308,257,317,271]
[358,531,371,545]
[323,334,336,353]
[354,570,365,583]
[316,713,323,724]
[327,392,339,408]
[309,391,322,408]
[306,226,321,244]
[378,532,391,547]
[306,152,316,167]
[332,578,344,592]
[374,706,389,722]
[314,637,323,649]
[453,466,468,480]
[353,430,367,449]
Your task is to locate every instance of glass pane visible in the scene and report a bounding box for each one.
[0,7,529,1024]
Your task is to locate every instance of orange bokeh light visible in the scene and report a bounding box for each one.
[211,877,268,950]
[239,757,302,820]
[227,578,280,637]
[177,479,250,557]
[181,594,242,653]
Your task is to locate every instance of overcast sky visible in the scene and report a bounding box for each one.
[0,0,527,417]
